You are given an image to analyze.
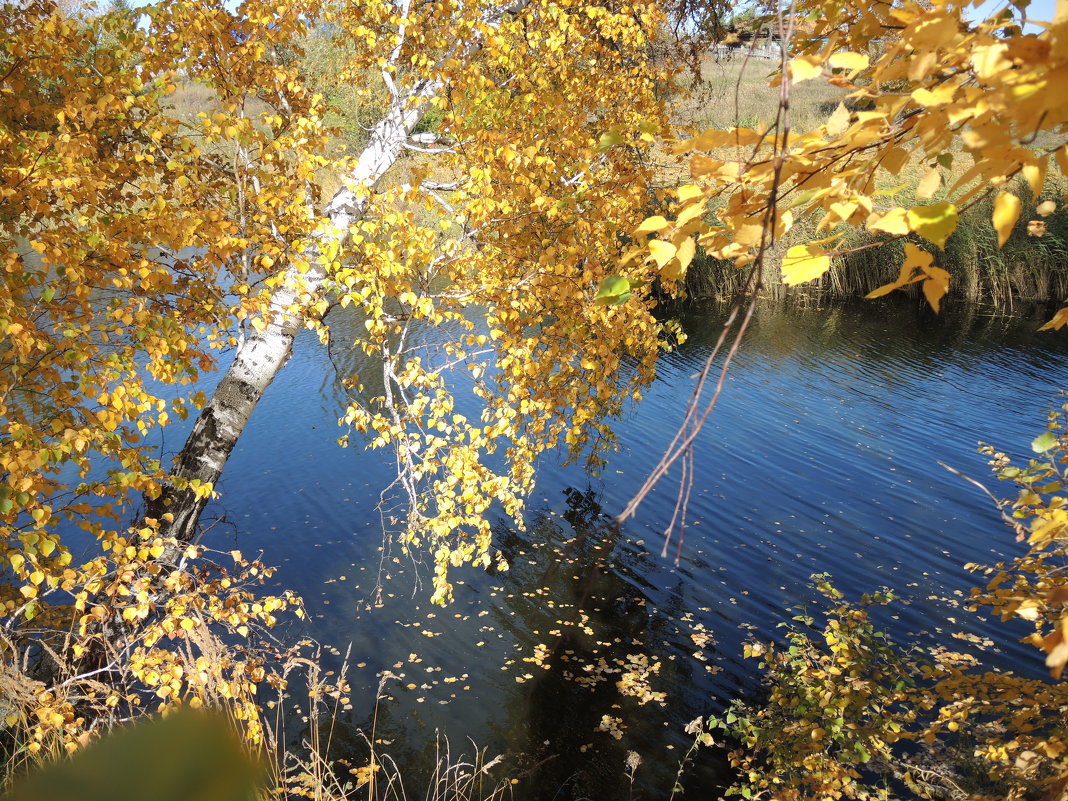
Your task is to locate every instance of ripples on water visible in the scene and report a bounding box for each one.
[181,301,1068,799]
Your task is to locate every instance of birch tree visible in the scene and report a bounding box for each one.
[0,0,681,753]
[2,0,672,649]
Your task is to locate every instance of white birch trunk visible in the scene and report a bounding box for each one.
[148,90,433,543]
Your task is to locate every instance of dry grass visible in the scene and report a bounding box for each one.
[262,649,514,801]
[673,54,844,134]
[2,616,515,801]
[660,58,1068,307]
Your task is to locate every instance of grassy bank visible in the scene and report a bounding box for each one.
[679,185,1068,307]
[660,61,1068,308]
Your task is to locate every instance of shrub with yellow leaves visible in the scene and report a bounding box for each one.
[703,404,1068,800]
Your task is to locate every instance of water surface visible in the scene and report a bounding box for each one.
[179,299,1068,798]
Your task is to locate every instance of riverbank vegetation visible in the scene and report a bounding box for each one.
[652,56,1068,306]
[678,180,1068,305]
[3,0,1068,797]
[699,406,1068,800]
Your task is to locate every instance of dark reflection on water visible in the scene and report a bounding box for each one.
[178,300,1068,799]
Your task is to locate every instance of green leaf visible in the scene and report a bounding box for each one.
[41,286,55,302]
[597,130,625,151]
[907,201,958,249]
[787,189,818,208]
[7,710,264,801]
[0,499,11,515]
[594,275,631,306]
[1032,431,1058,453]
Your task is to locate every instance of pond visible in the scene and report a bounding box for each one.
[169,299,1068,799]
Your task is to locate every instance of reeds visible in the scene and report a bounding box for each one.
[267,651,513,801]
[679,180,1068,308]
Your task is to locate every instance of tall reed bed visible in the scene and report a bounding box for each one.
[679,177,1068,307]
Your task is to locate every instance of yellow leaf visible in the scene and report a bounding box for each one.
[677,184,704,203]
[972,43,1011,81]
[648,240,677,269]
[906,14,958,50]
[866,243,932,299]
[1039,306,1068,331]
[922,267,950,313]
[992,192,1021,248]
[788,56,823,83]
[828,52,869,71]
[734,223,765,247]
[911,84,956,108]
[902,242,935,273]
[781,245,831,285]
[1047,639,1068,679]
[825,103,850,138]
[907,202,958,249]
[675,237,696,272]
[916,168,941,201]
[907,49,938,82]
[1022,157,1047,196]
[1037,201,1057,217]
[868,208,909,236]
[881,147,910,176]
[635,216,671,236]
[676,201,707,229]
[866,281,900,299]
[1056,145,1068,180]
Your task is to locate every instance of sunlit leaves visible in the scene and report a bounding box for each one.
[906,202,958,250]
[787,56,822,82]
[864,243,950,312]
[321,0,672,603]
[825,102,850,137]
[648,239,677,269]
[644,0,1068,326]
[911,84,957,107]
[635,216,671,236]
[781,245,831,285]
[915,167,942,201]
[827,51,869,72]
[921,267,950,313]
[867,208,910,236]
[993,191,1023,247]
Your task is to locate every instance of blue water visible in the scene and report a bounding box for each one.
[153,299,1068,798]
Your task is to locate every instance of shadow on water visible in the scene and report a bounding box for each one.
[304,484,732,801]
[126,297,1068,797]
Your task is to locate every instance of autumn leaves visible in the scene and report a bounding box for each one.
[630,0,1067,325]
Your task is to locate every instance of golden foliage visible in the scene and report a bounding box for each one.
[707,404,1068,800]
[1,0,676,766]
[648,0,1068,321]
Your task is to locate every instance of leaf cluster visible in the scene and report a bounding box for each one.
[638,0,1068,325]
[706,406,1068,800]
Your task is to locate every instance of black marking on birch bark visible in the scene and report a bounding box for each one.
[142,81,441,545]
